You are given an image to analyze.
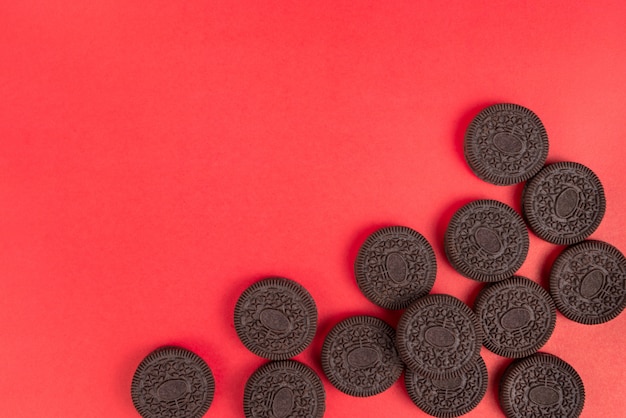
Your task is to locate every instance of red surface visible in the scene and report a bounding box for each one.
[1,1,625,417]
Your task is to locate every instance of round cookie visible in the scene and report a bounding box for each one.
[131,346,215,418]
[445,199,529,282]
[396,294,482,379]
[550,240,626,324]
[243,360,325,418]
[355,226,437,310]
[464,103,549,185]
[500,353,585,418]
[474,276,556,358]
[405,355,488,417]
[234,277,318,360]
[321,315,404,397]
[522,161,605,245]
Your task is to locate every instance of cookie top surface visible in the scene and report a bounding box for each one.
[234,277,318,360]
[464,103,549,185]
[445,199,529,282]
[522,162,605,245]
[243,360,325,418]
[396,294,483,379]
[405,355,488,418]
[355,226,437,310]
[474,276,556,358]
[550,240,626,324]
[500,353,585,418]
[321,315,404,397]
[131,347,215,418]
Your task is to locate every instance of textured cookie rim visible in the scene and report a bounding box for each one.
[321,315,403,397]
[131,346,215,418]
[396,294,483,379]
[550,240,626,325]
[522,161,606,245]
[234,277,318,360]
[444,199,530,282]
[474,276,556,358]
[243,360,326,418]
[354,225,437,310]
[464,103,549,186]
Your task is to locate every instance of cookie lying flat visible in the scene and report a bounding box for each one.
[131,346,215,418]
[355,226,437,310]
[550,240,626,324]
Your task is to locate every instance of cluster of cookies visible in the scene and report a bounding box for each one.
[129,103,625,418]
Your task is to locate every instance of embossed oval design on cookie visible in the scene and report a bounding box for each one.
[500,307,532,330]
[580,269,605,298]
[493,132,523,155]
[528,385,560,406]
[555,188,579,218]
[474,227,502,254]
[156,379,189,402]
[272,387,294,418]
[259,309,291,332]
[425,326,456,347]
[385,252,408,283]
[432,376,463,390]
[347,347,380,368]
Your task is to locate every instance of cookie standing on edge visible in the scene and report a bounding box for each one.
[355,226,437,310]
[522,162,605,245]
[500,353,585,418]
[234,277,318,360]
[321,315,404,397]
[131,346,215,418]
[550,240,626,324]
[445,200,529,282]
[243,360,326,418]
[474,276,556,358]
[464,103,549,185]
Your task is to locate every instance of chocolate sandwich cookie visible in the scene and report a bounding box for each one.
[234,277,318,360]
[522,162,605,245]
[321,315,404,397]
[405,355,488,418]
[355,226,437,310]
[131,346,215,418]
[464,103,549,185]
[474,276,556,358]
[500,353,585,418]
[550,240,626,324]
[445,200,529,282]
[243,360,325,418]
[396,294,482,379]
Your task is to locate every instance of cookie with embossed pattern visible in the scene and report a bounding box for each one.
[405,355,488,418]
[522,162,605,245]
[500,353,585,418]
[550,240,626,324]
[234,277,318,360]
[131,346,215,418]
[464,103,549,185]
[321,315,404,397]
[396,294,482,379]
[355,226,437,310]
[243,360,325,418]
[474,276,556,358]
[445,200,529,282]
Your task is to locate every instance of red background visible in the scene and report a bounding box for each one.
[1,1,625,417]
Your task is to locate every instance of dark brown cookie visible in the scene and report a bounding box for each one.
[550,240,626,324]
[355,226,437,310]
[522,162,605,245]
[500,353,585,418]
[131,346,215,418]
[321,315,404,397]
[405,355,488,418]
[234,277,318,360]
[474,276,556,358]
[464,103,549,185]
[243,360,325,418]
[445,200,529,282]
[396,294,482,379]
